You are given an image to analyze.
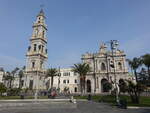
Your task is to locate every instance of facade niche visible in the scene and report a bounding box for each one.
[118,62,122,70]
[101,62,106,71]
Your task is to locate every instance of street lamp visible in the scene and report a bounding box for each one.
[58,67,61,93]
[92,54,97,93]
[105,40,120,105]
[34,71,39,100]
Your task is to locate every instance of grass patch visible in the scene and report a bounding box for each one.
[74,95,150,107]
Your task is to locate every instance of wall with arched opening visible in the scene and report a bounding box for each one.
[86,80,91,93]
[101,62,106,71]
[101,78,109,92]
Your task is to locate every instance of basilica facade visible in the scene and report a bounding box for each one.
[81,43,129,93]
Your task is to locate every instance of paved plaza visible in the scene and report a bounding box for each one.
[0,100,150,113]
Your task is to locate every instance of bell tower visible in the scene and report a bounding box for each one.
[25,9,48,90]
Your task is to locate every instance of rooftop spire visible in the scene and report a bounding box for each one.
[37,4,45,17]
[37,8,45,17]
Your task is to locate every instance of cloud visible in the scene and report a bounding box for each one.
[0,54,24,71]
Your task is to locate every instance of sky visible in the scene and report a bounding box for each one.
[0,0,150,71]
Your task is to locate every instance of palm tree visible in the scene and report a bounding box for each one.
[4,71,14,88]
[11,67,19,88]
[18,70,24,88]
[18,66,25,88]
[127,57,142,83]
[141,54,150,80]
[11,67,19,78]
[46,68,58,89]
[72,63,91,94]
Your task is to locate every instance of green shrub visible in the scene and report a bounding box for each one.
[0,83,7,96]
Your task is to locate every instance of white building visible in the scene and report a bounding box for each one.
[51,68,80,93]
[12,76,20,88]
[0,70,4,83]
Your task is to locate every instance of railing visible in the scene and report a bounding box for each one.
[26,51,48,58]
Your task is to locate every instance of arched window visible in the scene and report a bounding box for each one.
[41,45,44,52]
[86,80,91,93]
[38,45,41,50]
[34,44,37,51]
[40,61,43,69]
[32,62,35,68]
[74,87,77,92]
[101,78,109,92]
[67,80,69,83]
[74,79,77,83]
[101,63,106,71]
[118,62,122,70]
[42,31,45,37]
[63,80,66,84]
[45,49,47,54]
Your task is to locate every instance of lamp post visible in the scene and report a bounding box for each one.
[35,71,39,100]
[93,54,96,93]
[58,67,61,93]
[105,40,119,105]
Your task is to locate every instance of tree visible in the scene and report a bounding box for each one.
[141,54,150,80]
[103,82,112,92]
[127,57,142,82]
[4,71,14,88]
[127,80,145,104]
[72,63,91,94]
[11,67,19,78]
[119,79,128,94]
[11,67,19,88]
[18,70,24,88]
[0,83,7,96]
[7,88,21,96]
[46,68,58,89]
[138,68,150,86]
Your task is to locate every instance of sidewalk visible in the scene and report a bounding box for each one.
[0,98,71,102]
[128,106,150,109]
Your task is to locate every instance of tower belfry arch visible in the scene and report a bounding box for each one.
[25,9,48,90]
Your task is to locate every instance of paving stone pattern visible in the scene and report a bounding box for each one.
[0,101,149,113]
